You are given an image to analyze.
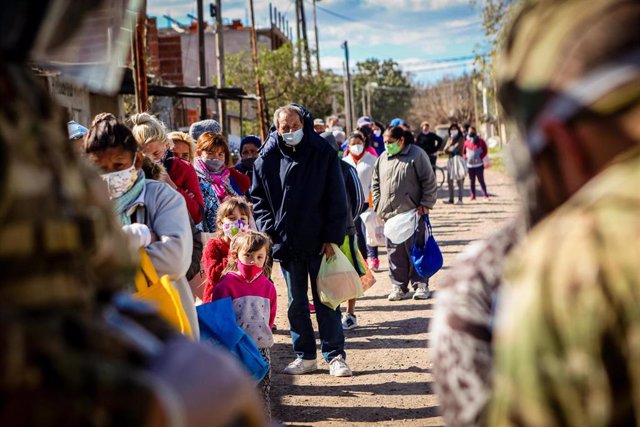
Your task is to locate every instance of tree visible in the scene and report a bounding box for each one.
[352,58,414,126]
[408,74,476,127]
[226,42,336,134]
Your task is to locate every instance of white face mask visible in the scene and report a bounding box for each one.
[451,130,459,138]
[350,144,365,156]
[101,165,137,199]
[282,128,304,146]
[373,129,381,137]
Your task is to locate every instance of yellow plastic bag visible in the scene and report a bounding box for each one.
[134,249,193,337]
[317,244,364,310]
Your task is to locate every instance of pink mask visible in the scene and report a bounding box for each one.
[236,259,264,282]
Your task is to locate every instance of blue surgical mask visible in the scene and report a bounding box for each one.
[282,128,304,146]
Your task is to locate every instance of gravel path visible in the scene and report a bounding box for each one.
[269,164,520,426]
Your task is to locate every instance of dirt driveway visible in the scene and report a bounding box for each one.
[269,166,520,426]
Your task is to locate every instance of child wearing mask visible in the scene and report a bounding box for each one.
[202,197,254,302]
[211,231,277,420]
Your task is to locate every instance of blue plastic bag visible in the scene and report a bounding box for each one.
[197,297,268,382]
[410,215,443,279]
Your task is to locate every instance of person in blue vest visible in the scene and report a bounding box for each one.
[250,103,352,377]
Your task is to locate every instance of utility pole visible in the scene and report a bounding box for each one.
[249,0,267,141]
[295,0,302,77]
[133,0,148,113]
[312,0,320,74]
[341,41,353,132]
[215,0,227,135]
[197,0,207,119]
[299,0,312,75]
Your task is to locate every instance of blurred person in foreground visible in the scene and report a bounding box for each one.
[0,0,265,425]
[488,0,640,425]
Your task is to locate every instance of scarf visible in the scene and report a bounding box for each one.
[195,158,238,201]
[113,170,145,225]
[350,150,366,164]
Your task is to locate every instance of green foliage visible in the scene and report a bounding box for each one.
[352,58,414,125]
[226,42,336,134]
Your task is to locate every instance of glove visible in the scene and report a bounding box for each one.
[122,223,152,249]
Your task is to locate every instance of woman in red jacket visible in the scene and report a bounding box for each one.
[130,113,205,223]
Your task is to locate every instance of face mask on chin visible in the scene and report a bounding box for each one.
[101,165,138,199]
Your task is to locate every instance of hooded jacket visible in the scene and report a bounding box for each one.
[250,104,348,261]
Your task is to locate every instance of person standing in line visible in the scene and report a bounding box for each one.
[343,132,381,271]
[168,130,197,163]
[84,113,198,337]
[415,120,444,170]
[234,135,262,183]
[463,126,490,200]
[442,123,466,204]
[211,231,277,421]
[372,125,437,301]
[251,104,352,377]
[130,112,204,224]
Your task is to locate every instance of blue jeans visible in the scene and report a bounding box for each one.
[280,255,345,362]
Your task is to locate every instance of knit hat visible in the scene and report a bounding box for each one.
[497,0,640,154]
[357,116,372,128]
[189,119,221,142]
[390,118,405,127]
[67,120,88,140]
[240,135,261,152]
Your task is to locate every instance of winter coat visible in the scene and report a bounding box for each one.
[372,143,437,221]
[163,152,204,224]
[340,161,366,236]
[443,134,465,158]
[343,151,377,198]
[415,131,444,160]
[463,137,488,168]
[250,104,348,262]
[201,237,230,303]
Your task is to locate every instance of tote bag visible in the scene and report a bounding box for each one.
[134,249,193,337]
[410,215,443,279]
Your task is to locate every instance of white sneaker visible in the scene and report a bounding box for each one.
[283,358,317,375]
[413,284,432,300]
[341,313,358,330]
[388,288,410,301]
[329,355,352,377]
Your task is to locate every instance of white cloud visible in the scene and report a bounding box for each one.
[362,0,469,12]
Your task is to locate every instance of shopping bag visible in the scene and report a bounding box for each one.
[134,249,193,337]
[483,156,492,168]
[197,297,269,382]
[410,215,443,279]
[360,208,386,247]
[356,250,377,292]
[447,155,468,181]
[317,244,364,310]
[384,210,418,244]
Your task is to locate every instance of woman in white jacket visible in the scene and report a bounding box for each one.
[343,131,380,272]
[84,113,198,336]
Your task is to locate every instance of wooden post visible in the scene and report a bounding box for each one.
[312,0,320,74]
[215,0,227,135]
[249,0,267,141]
[197,0,207,119]
[133,0,148,113]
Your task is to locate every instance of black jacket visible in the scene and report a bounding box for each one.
[250,105,348,261]
[340,161,366,236]
[415,131,444,157]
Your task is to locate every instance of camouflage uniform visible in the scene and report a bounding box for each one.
[490,147,640,426]
[489,0,640,425]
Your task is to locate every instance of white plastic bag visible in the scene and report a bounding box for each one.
[447,155,468,181]
[383,210,418,244]
[317,244,364,310]
[360,208,386,247]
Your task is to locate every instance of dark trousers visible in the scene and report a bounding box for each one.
[386,218,428,292]
[468,165,488,196]
[280,255,345,362]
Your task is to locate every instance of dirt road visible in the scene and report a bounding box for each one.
[269,166,519,426]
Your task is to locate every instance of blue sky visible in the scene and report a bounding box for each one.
[147,0,487,85]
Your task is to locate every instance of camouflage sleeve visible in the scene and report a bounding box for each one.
[489,208,640,426]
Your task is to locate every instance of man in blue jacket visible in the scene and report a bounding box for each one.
[250,103,352,377]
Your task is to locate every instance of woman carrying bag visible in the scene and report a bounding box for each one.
[443,123,467,205]
[372,126,438,301]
